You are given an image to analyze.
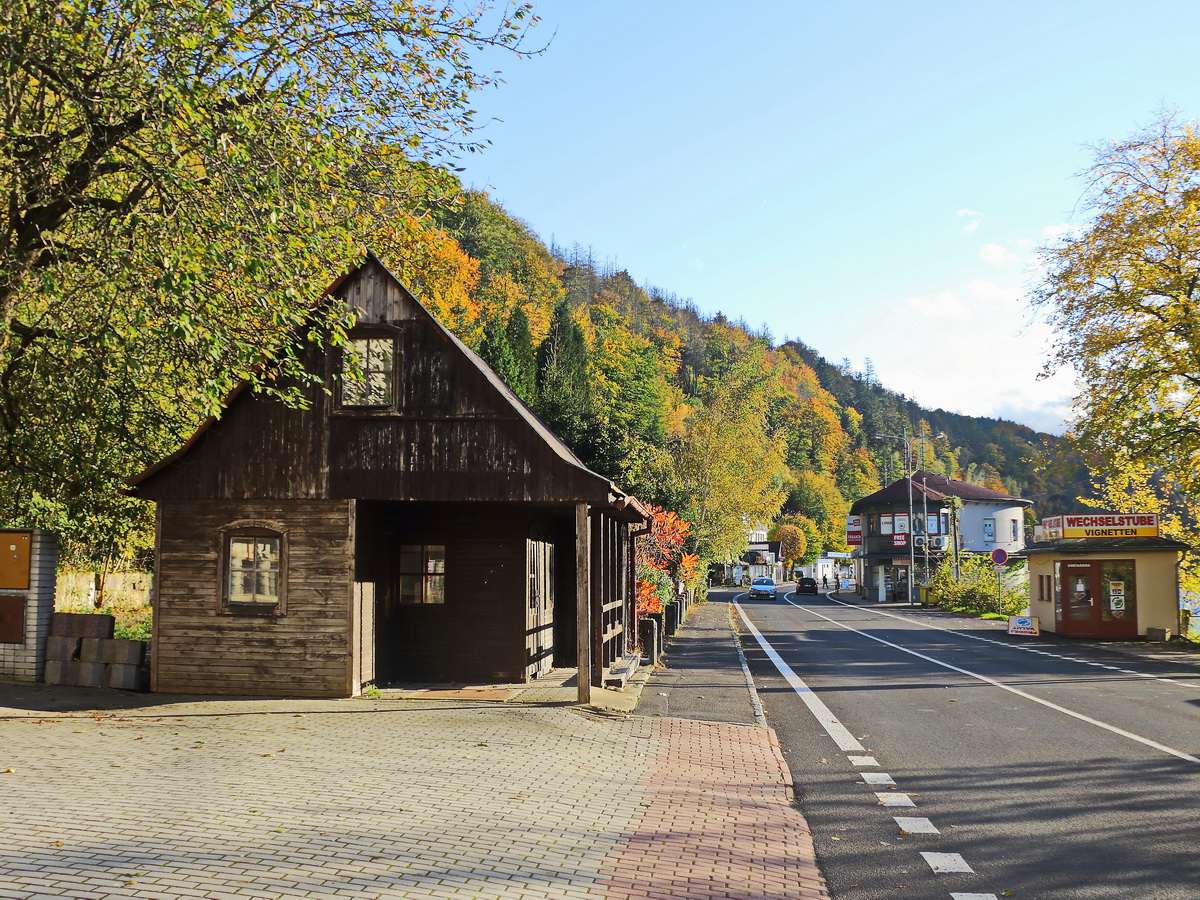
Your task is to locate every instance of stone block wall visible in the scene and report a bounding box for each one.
[0,530,58,683]
[42,615,146,690]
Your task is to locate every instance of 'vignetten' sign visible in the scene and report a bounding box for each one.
[1042,514,1159,540]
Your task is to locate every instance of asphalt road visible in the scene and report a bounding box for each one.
[735,591,1200,900]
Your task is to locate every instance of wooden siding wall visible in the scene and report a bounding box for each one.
[136,347,331,500]
[152,500,355,697]
[327,316,599,502]
[359,502,541,683]
[137,261,610,505]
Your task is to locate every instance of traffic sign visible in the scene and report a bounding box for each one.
[991,548,1009,565]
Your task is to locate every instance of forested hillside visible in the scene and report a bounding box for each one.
[5,182,1087,574]
[406,188,1088,562]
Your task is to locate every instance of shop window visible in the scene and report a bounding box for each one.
[398,544,446,604]
[340,336,395,408]
[880,515,894,535]
[1101,560,1135,623]
[224,529,285,613]
[1011,519,1020,542]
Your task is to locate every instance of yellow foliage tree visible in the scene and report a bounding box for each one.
[1035,111,1200,496]
[672,359,788,560]
[372,213,482,342]
[773,524,806,571]
[1080,456,1200,594]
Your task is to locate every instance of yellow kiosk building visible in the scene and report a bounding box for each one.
[1025,514,1189,640]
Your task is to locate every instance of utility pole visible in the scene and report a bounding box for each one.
[921,473,929,604]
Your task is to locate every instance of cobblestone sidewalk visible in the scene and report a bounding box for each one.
[1,692,825,899]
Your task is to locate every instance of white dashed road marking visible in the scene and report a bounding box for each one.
[894,816,939,833]
[860,771,896,785]
[922,852,974,873]
[737,599,996,895]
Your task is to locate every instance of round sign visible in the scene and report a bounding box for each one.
[991,548,1009,565]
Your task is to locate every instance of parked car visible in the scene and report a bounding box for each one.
[748,577,777,599]
[796,577,819,594]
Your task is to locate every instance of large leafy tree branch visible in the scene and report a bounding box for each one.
[0,0,537,558]
[1034,111,1200,493]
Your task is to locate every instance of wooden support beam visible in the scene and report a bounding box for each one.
[575,502,591,704]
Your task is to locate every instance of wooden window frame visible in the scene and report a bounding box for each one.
[220,524,288,616]
[395,543,447,605]
[336,330,398,412]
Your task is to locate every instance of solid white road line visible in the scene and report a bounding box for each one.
[894,816,939,833]
[786,598,1200,765]
[922,852,974,874]
[821,595,1198,688]
[733,601,865,752]
[728,599,769,727]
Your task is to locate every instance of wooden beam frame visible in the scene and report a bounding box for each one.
[575,502,591,704]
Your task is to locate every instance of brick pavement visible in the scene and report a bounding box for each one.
[1,690,827,900]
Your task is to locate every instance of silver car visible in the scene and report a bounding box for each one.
[748,577,777,599]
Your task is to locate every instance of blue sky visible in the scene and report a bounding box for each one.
[456,1,1200,434]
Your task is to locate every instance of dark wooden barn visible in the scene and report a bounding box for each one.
[127,254,647,701]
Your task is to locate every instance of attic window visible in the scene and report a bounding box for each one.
[340,336,395,407]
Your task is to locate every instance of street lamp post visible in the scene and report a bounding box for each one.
[876,433,916,605]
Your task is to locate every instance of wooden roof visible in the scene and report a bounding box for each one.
[850,471,1030,514]
[128,253,641,511]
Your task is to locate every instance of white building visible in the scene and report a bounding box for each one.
[848,471,1031,602]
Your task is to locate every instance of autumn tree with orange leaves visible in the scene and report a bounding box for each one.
[635,504,700,616]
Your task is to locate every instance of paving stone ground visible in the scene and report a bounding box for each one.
[1,687,827,899]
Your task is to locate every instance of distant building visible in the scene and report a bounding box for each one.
[849,471,1031,602]
[741,540,782,582]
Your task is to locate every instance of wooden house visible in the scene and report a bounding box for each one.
[127,254,647,701]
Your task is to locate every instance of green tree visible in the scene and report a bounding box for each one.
[0,0,537,546]
[1034,111,1200,495]
[776,514,821,566]
[479,307,536,405]
[430,190,565,336]
[785,470,849,552]
[535,299,591,449]
[927,555,1027,617]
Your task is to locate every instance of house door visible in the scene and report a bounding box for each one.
[1057,560,1138,639]
[526,539,555,679]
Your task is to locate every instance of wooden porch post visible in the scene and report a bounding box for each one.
[575,502,591,704]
